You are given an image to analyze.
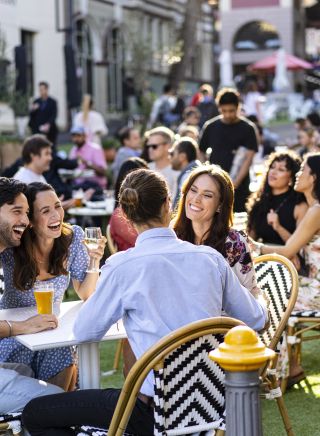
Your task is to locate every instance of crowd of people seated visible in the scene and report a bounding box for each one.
[0,80,319,434]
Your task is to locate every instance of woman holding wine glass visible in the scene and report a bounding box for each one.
[0,182,106,391]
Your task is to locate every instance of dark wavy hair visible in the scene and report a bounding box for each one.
[305,152,320,201]
[173,164,234,256]
[246,151,305,235]
[13,182,73,291]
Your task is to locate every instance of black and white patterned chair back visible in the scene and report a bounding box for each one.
[153,333,225,435]
[0,412,22,435]
[291,309,320,318]
[254,255,296,350]
[0,265,4,298]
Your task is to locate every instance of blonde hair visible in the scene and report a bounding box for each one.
[81,94,92,122]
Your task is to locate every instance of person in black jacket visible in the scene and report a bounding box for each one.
[28,82,58,145]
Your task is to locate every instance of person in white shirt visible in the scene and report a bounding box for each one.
[13,135,52,184]
[73,94,108,145]
[147,126,179,196]
[23,169,267,436]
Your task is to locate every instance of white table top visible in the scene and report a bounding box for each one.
[68,198,115,217]
[0,301,126,351]
[67,207,110,217]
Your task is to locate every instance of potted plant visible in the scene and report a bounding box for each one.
[10,90,30,138]
[0,26,15,134]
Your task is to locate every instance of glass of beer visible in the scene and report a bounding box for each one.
[72,189,84,208]
[34,282,54,315]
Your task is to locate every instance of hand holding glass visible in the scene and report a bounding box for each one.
[84,227,102,273]
[34,283,54,314]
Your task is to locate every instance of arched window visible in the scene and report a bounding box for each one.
[74,19,94,95]
[105,27,124,112]
[233,21,281,51]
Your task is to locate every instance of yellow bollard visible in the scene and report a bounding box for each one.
[210,325,275,436]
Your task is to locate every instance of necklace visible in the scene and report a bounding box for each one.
[273,191,293,214]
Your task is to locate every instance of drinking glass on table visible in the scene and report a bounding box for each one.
[34,282,54,314]
[84,227,102,273]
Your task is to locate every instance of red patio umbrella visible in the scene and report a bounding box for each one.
[248,52,313,71]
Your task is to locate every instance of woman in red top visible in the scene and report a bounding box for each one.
[109,157,148,251]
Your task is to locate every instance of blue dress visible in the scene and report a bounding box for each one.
[0,225,89,380]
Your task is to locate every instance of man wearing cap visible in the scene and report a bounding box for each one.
[69,126,108,189]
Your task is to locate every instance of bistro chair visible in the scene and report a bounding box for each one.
[283,308,320,392]
[254,254,299,436]
[76,317,243,436]
[0,413,22,435]
[0,265,4,297]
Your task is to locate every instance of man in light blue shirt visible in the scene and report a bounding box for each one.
[74,227,267,396]
[23,169,267,436]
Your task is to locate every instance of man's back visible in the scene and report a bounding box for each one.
[74,228,266,395]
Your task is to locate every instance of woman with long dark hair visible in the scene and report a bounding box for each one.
[173,164,262,299]
[0,182,106,391]
[252,153,320,384]
[246,150,307,245]
[253,153,320,310]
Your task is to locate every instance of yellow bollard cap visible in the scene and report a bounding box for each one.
[210,325,275,371]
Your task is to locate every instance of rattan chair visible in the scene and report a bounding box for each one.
[76,317,243,436]
[283,308,320,393]
[254,254,299,436]
[0,413,22,435]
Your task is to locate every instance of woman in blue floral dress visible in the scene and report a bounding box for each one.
[0,182,106,390]
[173,165,262,300]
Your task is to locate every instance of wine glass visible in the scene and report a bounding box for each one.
[84,227,102,273]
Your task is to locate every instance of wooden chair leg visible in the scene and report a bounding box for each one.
[113,339,123,371]
[215,429,225,436]
[268,370,294,436]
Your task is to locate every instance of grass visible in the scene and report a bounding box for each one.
[64,290,320,435]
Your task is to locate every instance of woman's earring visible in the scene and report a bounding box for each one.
[216,205,221,213]
[288,180,293,187]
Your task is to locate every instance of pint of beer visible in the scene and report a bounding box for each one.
[34,283,54,315]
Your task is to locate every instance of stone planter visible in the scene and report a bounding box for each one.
[0,102,15,134]
[15,116,29,138]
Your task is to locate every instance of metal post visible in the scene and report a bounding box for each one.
[210,325,275,436]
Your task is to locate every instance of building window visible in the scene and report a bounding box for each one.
[233,21,281,51]
[21,30,34,95]
[105,27,124,112]
[74,19,93,95]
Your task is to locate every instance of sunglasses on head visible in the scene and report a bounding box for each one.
[147,142,166,150]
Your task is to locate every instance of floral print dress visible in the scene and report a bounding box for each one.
[225,229,260,298]
[296,233,320,311]
[0,225,89,380]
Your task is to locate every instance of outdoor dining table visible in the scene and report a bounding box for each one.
[67,198,115,228]
[0,301,126,389]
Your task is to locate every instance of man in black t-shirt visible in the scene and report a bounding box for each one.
[199,88,258,212]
